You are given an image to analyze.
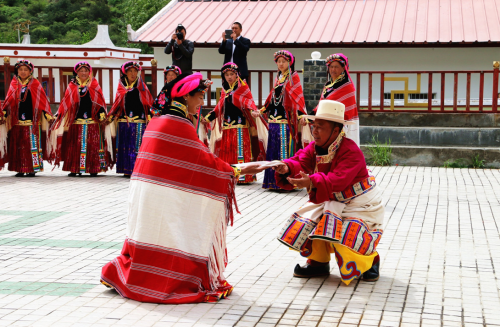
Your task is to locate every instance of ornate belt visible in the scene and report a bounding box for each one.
[333,175,376,203]
[16,120,40,126]
[117,118,146,123]
[268,119,288,124]
[74,118,96,125]
[223,122,248,130]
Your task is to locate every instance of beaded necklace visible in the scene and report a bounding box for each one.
[224,81,237,98]
[76,77,90,98]
[18,76,31,103]
[322,72,345,97]
[272,71,288,106]
[125,77,138,91]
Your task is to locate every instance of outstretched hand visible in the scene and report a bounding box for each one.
[240,163,267,176]
[286,171,311,189]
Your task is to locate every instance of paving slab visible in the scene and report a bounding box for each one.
[0,165,499,326]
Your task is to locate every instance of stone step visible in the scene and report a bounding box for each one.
[361,144,500,168]
[360,126,500,147]
[359,112,500,127]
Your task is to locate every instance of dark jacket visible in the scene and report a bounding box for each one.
[164,39,195,74]
[218,36,251,79]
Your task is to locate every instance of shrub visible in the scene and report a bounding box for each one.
[470,154,485,169]
[366,134,392,166]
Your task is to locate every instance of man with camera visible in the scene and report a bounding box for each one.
[219,22,251,81]
[164,24,194,75]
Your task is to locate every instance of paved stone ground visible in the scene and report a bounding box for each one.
[0,165,499,327]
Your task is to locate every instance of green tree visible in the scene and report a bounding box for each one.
[123,0,171,54]
[0,0,170,52]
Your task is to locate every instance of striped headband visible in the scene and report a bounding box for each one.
[221,62,239,75]
[14,59,34,73]
[74,61,92,74]
[164,65,182,76]
[121,61,141,74]
[274,50,294,65]
[326,53,349,70]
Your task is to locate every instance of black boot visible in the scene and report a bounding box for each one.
[68,173,77,177]
[293,260,330,278]
[26,173,36,177]
[362,255,380,282]
[15,172,24,177]
[90,173,98,177]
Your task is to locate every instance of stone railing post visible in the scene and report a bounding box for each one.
[303,53,327,114]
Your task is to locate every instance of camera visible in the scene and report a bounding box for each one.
[175,24,185,41]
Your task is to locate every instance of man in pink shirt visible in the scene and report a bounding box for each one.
[274,100,384,285]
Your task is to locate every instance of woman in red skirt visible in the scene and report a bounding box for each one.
[203,62,267,184]
[1,59,54,176]
[51,61,112,177]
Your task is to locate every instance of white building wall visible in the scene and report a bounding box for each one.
[155,46,500,107]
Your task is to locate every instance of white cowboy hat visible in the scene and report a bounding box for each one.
[304,100,356,125]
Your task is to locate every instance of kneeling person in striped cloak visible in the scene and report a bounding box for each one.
[101,73,263,303]
[274,100,385,285]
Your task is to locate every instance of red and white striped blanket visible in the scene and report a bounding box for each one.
[101,114,238,303]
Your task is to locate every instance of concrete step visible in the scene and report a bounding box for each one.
[361,144,500,168]
[360,126,500,147]
[359,112,500,127]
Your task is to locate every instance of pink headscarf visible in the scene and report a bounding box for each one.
[171,73,203,98]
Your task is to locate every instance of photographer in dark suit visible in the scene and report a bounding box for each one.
[219,22,251,81]
[164,24,194,74]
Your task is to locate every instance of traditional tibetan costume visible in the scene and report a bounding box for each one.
[276,132,384,285]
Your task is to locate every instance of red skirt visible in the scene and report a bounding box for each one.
[7,125,47,173]
[214,127,254,184]
[61,123,107,174]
